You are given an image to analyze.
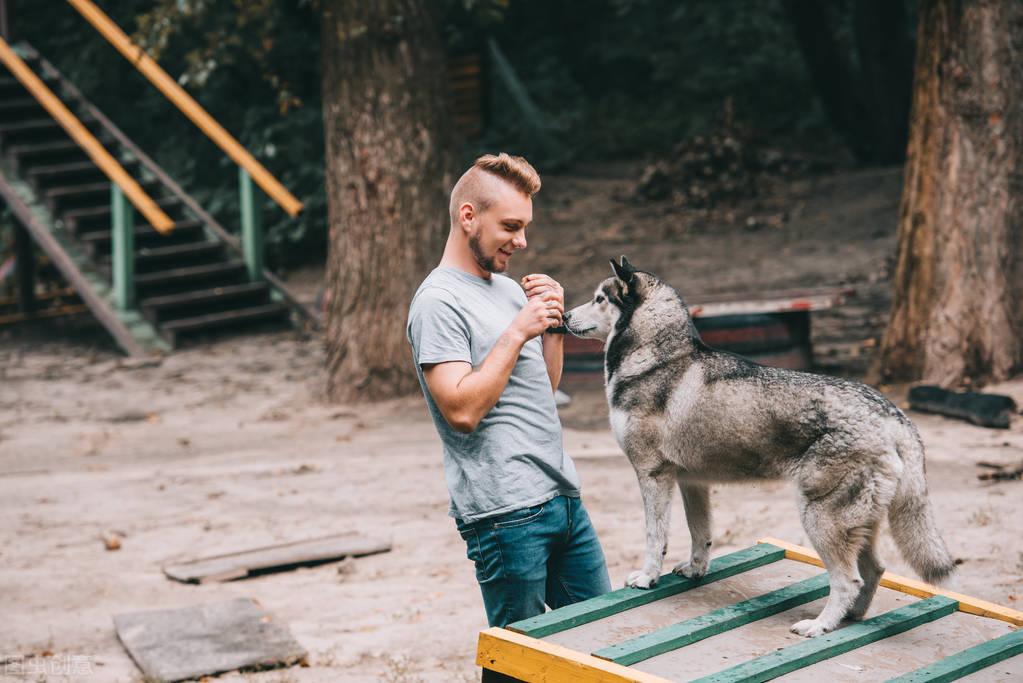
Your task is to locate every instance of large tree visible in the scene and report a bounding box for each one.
[321,0,456,401]
[876,0,1023,387]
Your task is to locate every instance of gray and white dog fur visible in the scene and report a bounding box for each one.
[563,257,955,638]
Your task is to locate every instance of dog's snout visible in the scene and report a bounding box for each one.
[562,311,572,323]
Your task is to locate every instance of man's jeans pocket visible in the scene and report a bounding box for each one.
[458,525,503,583]
[490,503,545,529]
[456,502,548,583]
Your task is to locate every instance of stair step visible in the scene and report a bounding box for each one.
[0,97,44,120]
[78,219,205,252]
[78,218,205,255]
[45,181,111,198]
[27,160,105,188]
[0,107,97,143]
[47,178,159,213]
[63,195,181,231]
[0,72,57,94]
[137,239,223,261]
[159,302,290,343]
[7,139,86,171]
[99,240,224,273]
[0,117,67,145]
[140,282,271,321]
[134,260,248,297]
[47,181,137,213]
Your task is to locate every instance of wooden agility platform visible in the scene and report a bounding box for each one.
[477,538,1022,682]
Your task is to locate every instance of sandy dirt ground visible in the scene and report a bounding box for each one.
[1,166,1021,682]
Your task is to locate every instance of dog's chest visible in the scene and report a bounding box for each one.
[608,406,630,448]
[607,363,704,454]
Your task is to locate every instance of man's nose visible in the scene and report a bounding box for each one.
[512,233,527,250]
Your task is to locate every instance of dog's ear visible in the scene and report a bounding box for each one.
[609,256,636,285]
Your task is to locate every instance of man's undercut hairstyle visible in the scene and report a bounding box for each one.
[449,153,541,225]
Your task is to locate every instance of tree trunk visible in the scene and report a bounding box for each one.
[876,0,1023,387]
[321,0,456,402]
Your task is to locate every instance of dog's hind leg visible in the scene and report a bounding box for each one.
[790,496,866,638]
[847,525,884,621]
[673,480,711,579]
[626,464,675,589]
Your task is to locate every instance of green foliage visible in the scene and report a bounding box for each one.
[485,0,831,160]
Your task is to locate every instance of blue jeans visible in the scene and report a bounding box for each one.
[456,495,611,628]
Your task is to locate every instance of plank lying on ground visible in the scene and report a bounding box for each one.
[114,597,306,683]
[594,573,831,666]
[162,532,391,583]
[692,596,958,683]
[908,385,1017,429]
[976,459,1023,482]
[508,543,785,638]
[887,628,1023,683]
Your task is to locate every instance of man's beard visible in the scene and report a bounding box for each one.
[469,228,505,273]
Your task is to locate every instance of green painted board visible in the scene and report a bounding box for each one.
[886,628,1023,682]
[508,543,785,638]
[693,595,958,683]
[594,572,831,666]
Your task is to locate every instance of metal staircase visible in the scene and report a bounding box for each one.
[0,40,314,353]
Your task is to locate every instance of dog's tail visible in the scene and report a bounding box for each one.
[888,426,956,586]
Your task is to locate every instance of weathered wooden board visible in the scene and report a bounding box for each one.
[693,596,958,682]
[114,597,306,682]
[595,573,832,666]
[162,532,391,583]
[889,628,1023,682]
[509,544,784,638]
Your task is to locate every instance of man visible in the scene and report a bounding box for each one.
[406,153,611,657]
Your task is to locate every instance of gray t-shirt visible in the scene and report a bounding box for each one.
[407,266,581,522]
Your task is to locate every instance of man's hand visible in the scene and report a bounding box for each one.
[521,274,565,333]
[522,274,564,305]
[510,293,563,341]
[522,274,566,392]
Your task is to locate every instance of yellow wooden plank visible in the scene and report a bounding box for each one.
[0,37,174,233]
[758,537,1023,627]
[66,0,303,218]
[477,628,672,683]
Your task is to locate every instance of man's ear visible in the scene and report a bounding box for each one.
[459,202,475,233]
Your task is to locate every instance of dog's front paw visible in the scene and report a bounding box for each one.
[672,560,708,579]
[625,570,657,589]
[789,618,830,638]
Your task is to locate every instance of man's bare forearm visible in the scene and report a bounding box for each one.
[542,332,564,392]
[451,329,527,429]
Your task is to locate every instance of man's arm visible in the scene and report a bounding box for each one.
[424,294,561,433]
[522,274,566,393]
[542,332,564,392]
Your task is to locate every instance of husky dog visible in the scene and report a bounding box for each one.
[563,257,955,637]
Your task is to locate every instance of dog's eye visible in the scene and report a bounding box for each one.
[595,295,605,304]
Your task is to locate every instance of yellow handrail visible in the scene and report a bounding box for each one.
[0,36,174,233]
[66,0,303,218]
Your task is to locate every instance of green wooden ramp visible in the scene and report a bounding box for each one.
[480,540,1023,683]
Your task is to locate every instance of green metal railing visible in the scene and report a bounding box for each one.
[65,0,303,307]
